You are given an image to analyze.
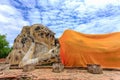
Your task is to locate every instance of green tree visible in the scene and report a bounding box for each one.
[0,34,12,58]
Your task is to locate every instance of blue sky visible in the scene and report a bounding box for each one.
[0,0,120,46]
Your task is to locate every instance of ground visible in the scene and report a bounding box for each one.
[0,59,120,80]
[0,69,120,80]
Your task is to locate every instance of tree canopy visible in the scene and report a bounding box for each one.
[0,34,12,58]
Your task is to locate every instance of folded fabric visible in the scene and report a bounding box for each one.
[59,30,120,69]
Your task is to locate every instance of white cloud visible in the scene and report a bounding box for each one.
[48,0,61,8]
[18,0,36,8]
[64,0,83,10]
[0,4,29,46]
[0,5,16,15]
[0,0,11,5]
[0,0,120,46]
[28,8,41,24]
[74,15,120,34]
[85,0,120,8]
[0,14,9,23]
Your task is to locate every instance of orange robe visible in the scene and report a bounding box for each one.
[59,30,120,69]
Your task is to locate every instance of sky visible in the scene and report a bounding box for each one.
[0,0,120,46]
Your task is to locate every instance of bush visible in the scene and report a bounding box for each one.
[0,34,12,58]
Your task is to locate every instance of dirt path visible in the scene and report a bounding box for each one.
[0,69,120,80]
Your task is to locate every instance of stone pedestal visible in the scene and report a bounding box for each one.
[87,64,103,74]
